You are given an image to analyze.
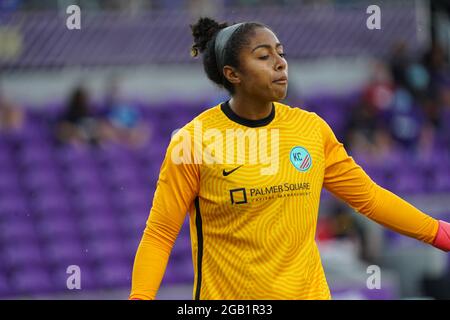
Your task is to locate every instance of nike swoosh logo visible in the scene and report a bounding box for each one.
[222,165,243,176]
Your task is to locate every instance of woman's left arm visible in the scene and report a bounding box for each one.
[316,113,449,251]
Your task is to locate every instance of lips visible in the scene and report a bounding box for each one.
[273,76,288,84]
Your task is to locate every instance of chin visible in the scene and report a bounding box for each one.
[273,91,288,101]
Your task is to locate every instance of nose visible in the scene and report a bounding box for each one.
[274,54,287,71]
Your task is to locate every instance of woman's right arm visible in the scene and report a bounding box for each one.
[129,127,199,300]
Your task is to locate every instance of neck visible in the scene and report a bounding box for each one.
[229,94,273,120]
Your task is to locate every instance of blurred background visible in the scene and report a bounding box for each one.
[0,0,450,300]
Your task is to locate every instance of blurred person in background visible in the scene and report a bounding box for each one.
[388,41,450,156]
[386,42,434,153]
[423,43,450,95]
[316,203,364,244]
[344,60,395,161]
[436,84,450,150]
[419,42,450,155]
[389,40,430,104]
[0,91,25,133]
[316,201,375,264]
[130,17,450,301]
[98,77,152,148]
[55,86,100,147]
[386,87,424,151]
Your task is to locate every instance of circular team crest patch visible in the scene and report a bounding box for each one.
[290,146,312,172]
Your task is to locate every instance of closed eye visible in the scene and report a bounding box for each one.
[259,53,286,60]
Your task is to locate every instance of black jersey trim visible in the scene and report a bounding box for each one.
[194,197,203,300]
[220,100,275,127]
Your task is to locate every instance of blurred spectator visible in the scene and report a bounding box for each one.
[390,41,411,91]
[344,99,381,155]
[345,39,450,158]
[386,87,424,150]
[364,60,395,112]
[316,202,369,261]
[0,94,25,133]
[332,204,363,242]
[422,97,441,129]
[422,43,450,97]
[97,78,151,148]
[389,41,430,103]
[437,84,450,150]
[56,86,100,146]
[344,60,395,158]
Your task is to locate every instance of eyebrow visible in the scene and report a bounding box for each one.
[251,43,283,53]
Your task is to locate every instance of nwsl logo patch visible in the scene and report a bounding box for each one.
[290,146,312,172]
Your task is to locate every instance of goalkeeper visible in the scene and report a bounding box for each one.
[129,17,450,300]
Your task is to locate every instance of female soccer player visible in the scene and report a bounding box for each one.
[129,17,450,300]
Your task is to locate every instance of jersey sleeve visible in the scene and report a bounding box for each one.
[129,126,200,300]
[316,113,439,245]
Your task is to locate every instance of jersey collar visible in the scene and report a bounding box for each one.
[220,100,275,128]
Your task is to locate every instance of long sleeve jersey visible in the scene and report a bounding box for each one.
[129,100,439,300]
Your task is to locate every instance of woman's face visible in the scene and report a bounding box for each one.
[231,27,288,101]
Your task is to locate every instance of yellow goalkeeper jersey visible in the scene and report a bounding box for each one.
[129,100,439,300]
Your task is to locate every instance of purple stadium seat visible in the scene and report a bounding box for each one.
[365,169,386,187]
[23,169,62,193]
[84,236,126,262]
[0,219,37,243]
[123,234,142,260]
[0,151,13,168]
[11,267,53,295]
[174,259,194,283]
[2,242,45,269]
[95,258,132,288]
[36,216,79,241]
[137,145,163,163]
[93,144,133,165]
[64,169,103,191]
[414,149,447,169]
[112,187,150,213]
[73,181,107,196]
[43,239,87,266]
[0,194,29,217]
[106,156,137,168]
[105,166,140,186]
[73,190,110,211]
[18,145,55,168]
[56,146,93,163]
[118,213,147,237]
[432,165,450,192]
[389,168,426,194]
[143,160,164,176]
[64,156,98,169]
[79,214,119,238]
[171,236,192,262]
[164,258,194,284]
[118,205,144,219]
[0,171,21,193]
[32,192,72,216]
[0,273,11,297]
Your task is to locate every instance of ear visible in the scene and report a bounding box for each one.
[223,66,241,85]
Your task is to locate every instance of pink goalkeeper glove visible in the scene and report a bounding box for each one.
[432,220,450,252]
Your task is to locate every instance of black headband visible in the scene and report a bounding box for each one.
[214,23,244,73]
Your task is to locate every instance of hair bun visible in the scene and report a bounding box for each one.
[190,17,228,57]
